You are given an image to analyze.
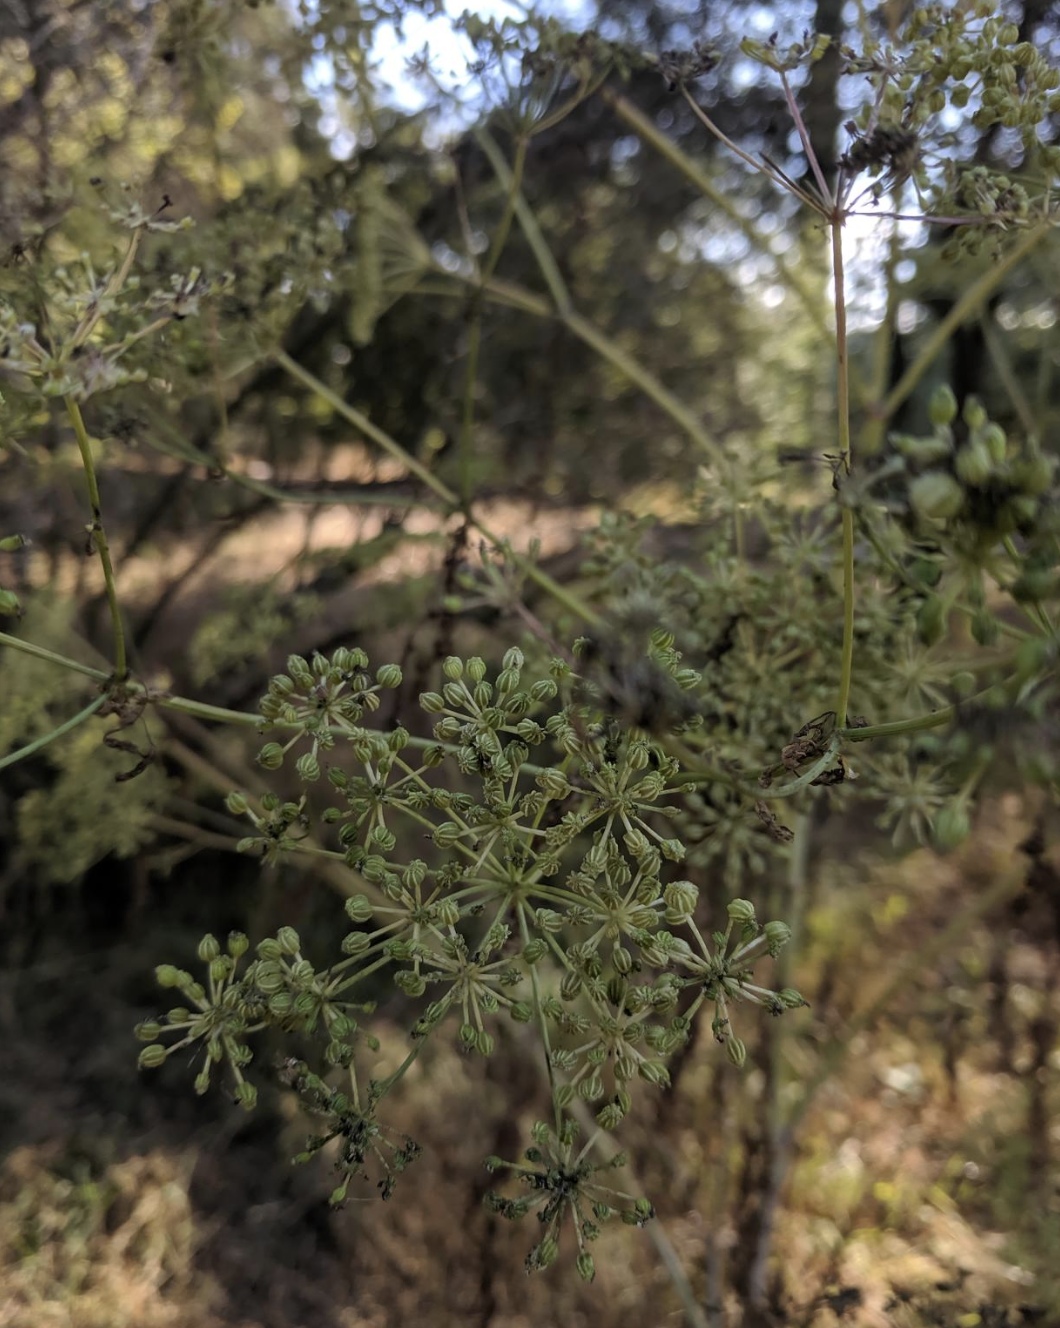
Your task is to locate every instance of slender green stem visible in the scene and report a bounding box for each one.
[0,630,108,681]
[979,310,1038,436]
[600,87,831,339]
[861,198,903,456]
[517,901,564,1134]
[563,310,728,473]
[0,694,106,771]
[476,129,571,313]
[840,669,1021,741]
[831,221,855,729]
[141,411,443,509]
[458,134,528,508]
[71,229,142,350]
[573,1102,711,1328]
[427,262,726,476]
[273,349,602,625]
[65,396,127,679]
[274,350,460,509]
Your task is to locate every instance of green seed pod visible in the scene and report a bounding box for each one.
[225,791,249,816]
[419,691,445,713]
[466,656,487,683]
[615,1054,637,1082]
[560,970,582,1001]
[726,1036,747,1068]
[494,667,518,694]
[197,933,221,962]
[522,939,547,965]
[135,1021,162,1042]
[727,898,756,924]
[908,557,942,588]
[286,654,313,685]
[1015,637,1050,681]
[433,821,460,849]
[596,1103,624,1130]
[442,681,465,708]
[345,895,373,924]
[778,988,807,1009]
[962,396,988,429]
[535,1237,559,1270]
[910,471,965,520]
[579,1072,604,1102]
[0,534,26,552]
[234,1081,258,1111]
[933,802,971,853]
[916,595,947,646]
[257,742,284,770]
[638,1060,670,1087]
[663,880,698,922]
[1012,454,1055,497]
[764,921,792,955]
[276,926,300,955]
[537,768,570,799]
[0,588,22,617]
[977,422,1007,463]
[576,1253,596,1283]
[395,970,426,997]
[955,440,994,487]
[1011,569,1057,603]
[434,897,460,927]
[509,1001,533,1023]
[376,663,402,688]
[295,752,320,782]
[928,384,958,427]
[530,677,558,701]
[442,655,463,681]
[138,1044,168,1069]
[155,964,182,988]
[254,962,286,992]
[971,610,999,646]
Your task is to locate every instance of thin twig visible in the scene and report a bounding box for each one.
[64,396,128,679]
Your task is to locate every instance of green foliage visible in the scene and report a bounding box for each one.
[1,0,1059,1293]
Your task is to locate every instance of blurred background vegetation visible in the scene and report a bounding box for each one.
[1,0,1059,1324]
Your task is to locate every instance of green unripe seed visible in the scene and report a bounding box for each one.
[928,384,958,427]
[933,802,971,853]
[955,440,994,487]
[916,595,946,646]
[910,471,964,520]
[138,1044,168,1069]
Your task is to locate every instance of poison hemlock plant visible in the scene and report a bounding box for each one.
[1,0,1059,1281]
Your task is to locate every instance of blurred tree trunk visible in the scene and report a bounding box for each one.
[801,0,844,186]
